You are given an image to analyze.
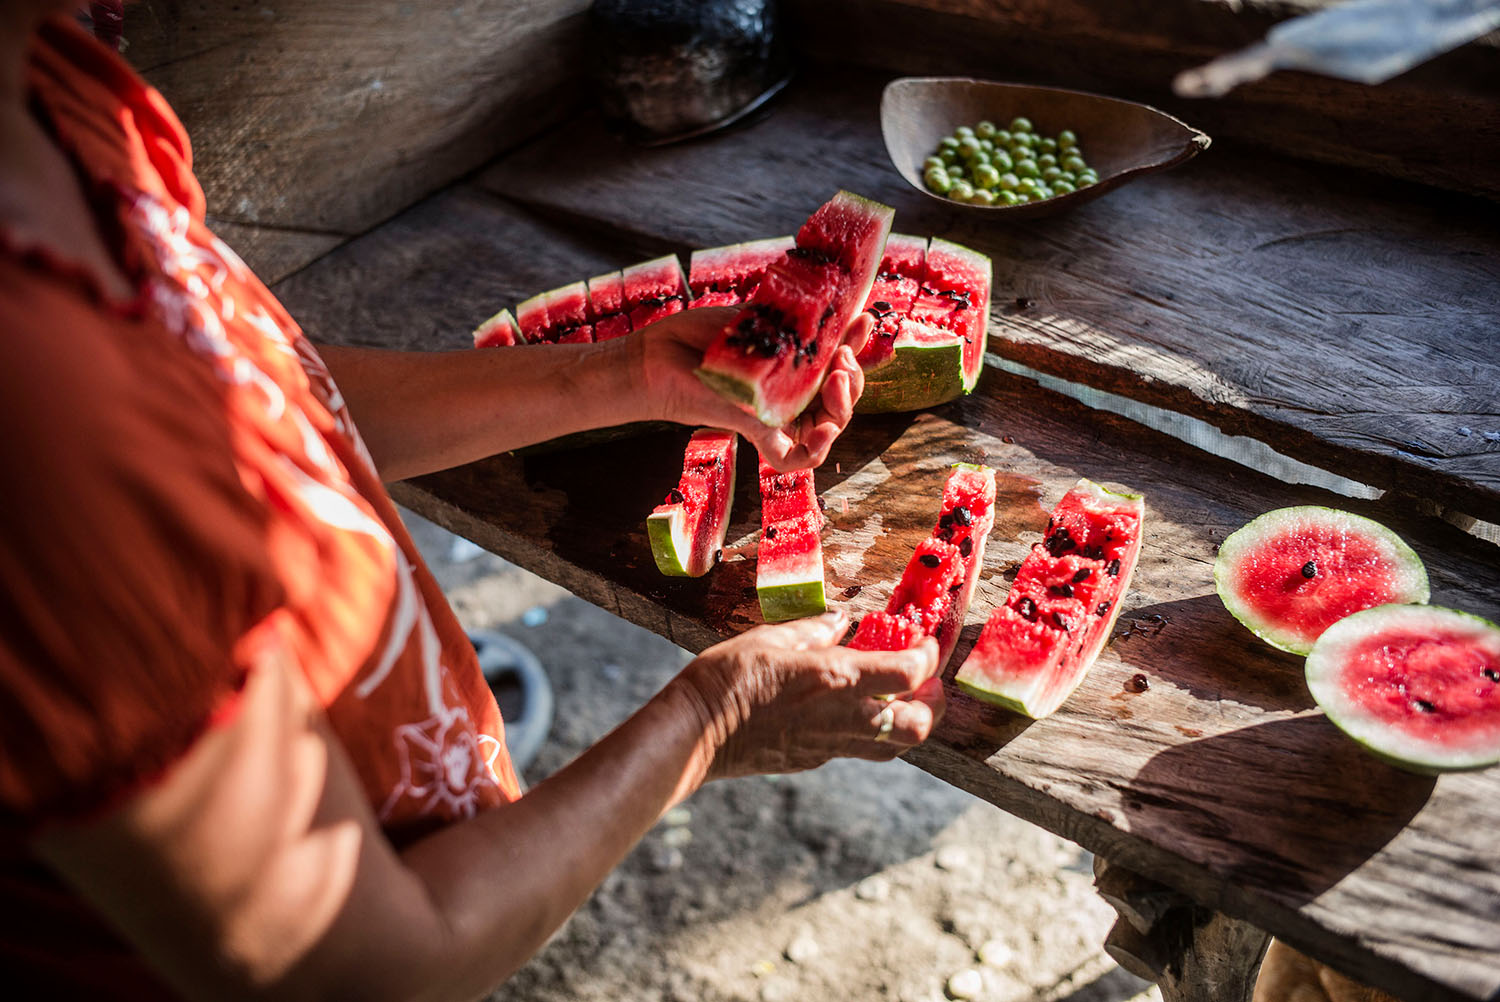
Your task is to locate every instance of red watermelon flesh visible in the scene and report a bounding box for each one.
[547,281,593,343]
[698,191,893,428]
[473,308,521,348]
[757,456,827,622]
[689,236,793,308]
[624,255,688,330]
[849,464,996,670]
[857,233,928,370]
[1214,507,1431,656]
[1306,604,1500,773]
[587,271,633,341]
[910,238,990,391]
[850,611,928,652]
[515,292,550,343]
[957,480,1144,719]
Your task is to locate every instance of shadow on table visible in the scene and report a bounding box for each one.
[1123,715,1435,902]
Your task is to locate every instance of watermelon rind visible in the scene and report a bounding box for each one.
[758,577,828,624]
[647,507,698,577]
[856,322,966,414]
[1215,506,1430,656]
[955,479,1145,719]
[1305,603,1500,774]
[472,308,521,348]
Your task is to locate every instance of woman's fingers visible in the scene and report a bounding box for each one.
[843,637,941,696]
[753,610,849,651]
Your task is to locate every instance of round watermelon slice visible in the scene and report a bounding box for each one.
[1214,507,1430,656]
[1306,604,1500,774]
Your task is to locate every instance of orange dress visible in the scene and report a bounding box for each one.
[0,17,520,997]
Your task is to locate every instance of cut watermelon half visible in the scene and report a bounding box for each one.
[849,463,997,669]
[688,236,794,309]
[757,456,826,622]
[624,255,689,330]
[697,191,894,428]
[1306,604,1500,773]
[587,270,633,341]
[1215,506,1430,656]
[473,308,522,348]
[858,237,990,414]
[854,233,927,371]
[956,480,1144,719]
[648,429,738,577]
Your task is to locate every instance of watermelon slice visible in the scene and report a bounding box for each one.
[1215,506,1430,656]
[688,236,794,308]
[623,255,689,331]
[857,237,990,414]
[849,464,997,669]
[697,191,894,428]
[648,429,738,577]
[956,480,1144,719]
[515,281,593,343]
[587,270,632,341]
[473,308,522,348]
[1306,604,1500,774]
[756,456,827,622]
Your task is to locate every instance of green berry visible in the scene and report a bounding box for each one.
[959,136,984,160]
[1017,176,1040,194]
[948,180,975,203]
[1038,137,1058,155]
[971,188,997,206]
[947,164,965,179]
[1009,116,1033,133]
[1037,153,1058,169]
[1051,180,1076,195]
[954,125,975,140]
[997,172,1020,191]
[924,166,952,193]
[997,189,1020,206]
[1041,165,1063,183]
[1061,155,1088,174]
[939,136,961,152]
[976,120,998,140]
[989,149,1014,172]
[1057,129,1078,149]
[1034,184,1054,200]
[1078,168,1100,184]
[1014,158,1040,179]
[972,163,1001,189]
[994,130,1012,146]
[940,148,961,166]
[923,155,946,172]
[1014,192,1031,204]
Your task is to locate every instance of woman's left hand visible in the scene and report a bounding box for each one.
[632,306,872,471]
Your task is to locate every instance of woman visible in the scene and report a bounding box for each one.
[0,4,945,999]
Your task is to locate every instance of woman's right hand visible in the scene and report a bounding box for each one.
[672,610,946,780]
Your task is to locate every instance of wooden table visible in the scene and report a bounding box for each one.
[274,66,1500,1002]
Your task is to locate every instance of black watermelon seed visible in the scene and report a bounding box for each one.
[765,527,777,540]
[1052,612,1073,632]
[1051,583,1074,598]
[939,512,954,528]
[1017,596,1037,621]
[1015,296,1033,309]
[949,583,961,593]
[841,584,863,599]
[1045,528,1076,556]
[1302,560,1318,579]
[1126,673,1150,693]
[1483,667,1500,682]
[1073,568,1092,583]
[1097,602,1112,616]
[953,506,973,526]
[959,536,973,557]
[1083,545,1104,560]
[817,497,827,511]
[1106,558,1122,576]
[873,301,892,312]
[1412,699,1436,713]
[919,553,942,569]
[714,548,724,564]
[667,488,685,504]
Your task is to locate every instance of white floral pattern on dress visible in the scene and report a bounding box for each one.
[123,187,504,821]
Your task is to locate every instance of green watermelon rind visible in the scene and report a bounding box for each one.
[1305,603,1500,774]
[758,578,828,623]
[954,479,1145,719]
[1214,506,1431,656]
[855,334,965,414]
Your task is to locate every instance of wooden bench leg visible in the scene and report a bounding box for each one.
[1094,856,1271,1002]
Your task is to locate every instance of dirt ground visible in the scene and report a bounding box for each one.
[405,509,1162,1002]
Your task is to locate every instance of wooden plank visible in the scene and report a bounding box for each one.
[782,0,1500,203]
[124,0,590,280]
[477,68,1500,524]
[272,181,1500,1002]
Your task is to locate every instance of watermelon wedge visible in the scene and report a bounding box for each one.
[587,270,633,341]
[688,236,794,308]
[697,191,894,428]
[756,456,826,622]
[1306,604,1500,774]
[857,237,990,414]
[849,464,997,669]
[624,255,689,330]
[1215,507,1430,656]
[956,480,1144,719]
[473,308,522,348]
[648,429,738,577]
[515,281,593,343]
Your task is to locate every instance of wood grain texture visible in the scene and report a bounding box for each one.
[782,0,1500,203]
[272,182,1500,1002]
[478,68,1500,524]
[124,0,590,282]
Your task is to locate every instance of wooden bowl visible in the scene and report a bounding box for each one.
[881,77,1210,217]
